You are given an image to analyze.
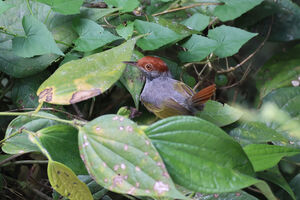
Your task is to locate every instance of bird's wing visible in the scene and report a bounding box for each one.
[142,98,192,118]
[173,81,195,97]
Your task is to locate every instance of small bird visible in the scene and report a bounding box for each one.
[123,56,216,118]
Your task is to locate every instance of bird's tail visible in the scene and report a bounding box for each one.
[191,84,216,108]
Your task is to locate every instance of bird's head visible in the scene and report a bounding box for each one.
[123,56,171,79]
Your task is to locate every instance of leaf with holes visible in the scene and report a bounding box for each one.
[244,144,300,172]
[12,15,64,58]
[146,116,258,193]
[214,0,263,21]
[37,37,139,105]
[48,161,93,200]
[196,100,243,127]
[208,25,257,58]
[1,112,60,154]
[78,114,185,199]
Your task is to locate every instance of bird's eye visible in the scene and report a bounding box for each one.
[145,63,153,71]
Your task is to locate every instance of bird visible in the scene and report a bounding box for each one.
[123,56,216,118]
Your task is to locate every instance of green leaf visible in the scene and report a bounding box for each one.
[244,144,300,172]
[258,167,296,200]
[0,1,14,15]
[36,0,84,15]
[229,121,289,145]
[78,114,184,199]
[1,112,60,154]
[179,34,218,63]
[289,174,300,199]
[196,100,243,127]
[180,13,210,31]
[214,0,263,21]
[254,181,277,200]
[146,116,258,193]
[39,125,87,175]
[73,18,121,52]
[48,161,93,200]
[116,21,134,40]
[134,18,194,50]
[37,37,138,105]
[207,25,257,58]
[12,16,64,58]
[119,51,145,109]
[256,44,300,100]
[195,191,258,200]
[11,72,49,108]
[104,0,139,12]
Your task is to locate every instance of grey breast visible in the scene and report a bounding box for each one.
[140,77,190,109]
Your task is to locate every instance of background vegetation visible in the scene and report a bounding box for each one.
[0,0,300,200]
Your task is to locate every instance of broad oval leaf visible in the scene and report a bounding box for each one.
[39,124,87,175]
[36,0,83,15]
[12,15,64,58]
[37,37,138,105]
[104,0,139,12]
[180,13,209,32]
[208,25,257,58]
[2,112,60,154]
[213,0,263,21]
[78,114,184,199]
[134,17,194,51]
[196,100,243,127]
[179,34,218,63]
[48,160,93,200]
[146,116,258,193]
[244,144,300,172]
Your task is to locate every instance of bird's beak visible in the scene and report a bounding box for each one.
[123,61,138,67]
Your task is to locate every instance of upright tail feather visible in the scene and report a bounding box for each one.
[191,84,216,106]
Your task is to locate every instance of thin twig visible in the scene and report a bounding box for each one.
[217,16,274,74]
[0,153,24,166]
[152,2,223,16]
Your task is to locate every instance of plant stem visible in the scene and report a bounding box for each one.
[152,2,223,16]
[0,29,17,37]
[26,0,34,16]
[1,160,48,167]
[44,9,52,24]
[0,130,20,145]
[55,39,73,47]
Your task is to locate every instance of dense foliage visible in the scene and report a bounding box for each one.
[0,0,300,200]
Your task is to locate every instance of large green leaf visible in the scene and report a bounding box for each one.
[73,18,121,52]
[196,100,243,127]
[1,112,60,154]
[229,121,289,145]
[78,114,184,199]
[116,21,134,40]
[134,17,194,50]
[258,167,296,200]
[48,161,93,200]
[36,0,84,15]
[11,72,49,108]
[119,51,144,109]
[37,37,138,105]
[39,124,87,175]
[180,13,209,31]
[104,0,139,12]
[207,25,257,58]
[195,191,258,200]
[179,34,218,63]
[244,144,300,172]
[12,15,64,58]
[213,0,263,21]
[0,1,14,15]
[256,44,300,100]
[146,116,258,193]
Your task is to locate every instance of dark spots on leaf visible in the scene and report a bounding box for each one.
[67,192,71,197]
[69,89,101,104]
[39,88,53,102]
[73,182,77,185]
[55,184,59,188]
[29,94,36,100]
[57,170,61,175]
[64,172,69,177]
